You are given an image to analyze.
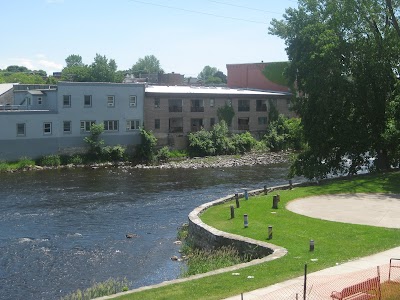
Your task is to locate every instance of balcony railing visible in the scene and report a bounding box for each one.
[238,106,250,112]
[169,127,183,133]
[256,105,267,111]
[238,125,250,131]
[191,106,204,112]
[0,104,21,111]
[169,106,183,112]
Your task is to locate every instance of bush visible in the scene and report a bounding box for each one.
[84,123,105,162]
[231,132,257,154]
[135,128,157,164]
[68,154,84,165]
[264,115,304,151]
[60,278,129,300]
[156,146,170,163]
[102,145,126,162]
[188,128,215,157]
[16,157,35,169]
[168,149,188,158]
[39,154,61,167]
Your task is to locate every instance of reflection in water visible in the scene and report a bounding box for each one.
[0,164,294,300]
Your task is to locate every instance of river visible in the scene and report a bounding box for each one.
[0,163,292,300]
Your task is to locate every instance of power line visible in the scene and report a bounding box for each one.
[205,0,283,15]
[128,0,270,25]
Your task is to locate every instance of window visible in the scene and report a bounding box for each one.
[63,95,71,107]
[238,99,250,112]
[37,97,42,105]
[169,118,183,133]
[126,120,140,131]
[169,99,182,112]
[191,118,203,132]
[238,118,250,131]
[84,95,92,107]
[210,118,215,127]
[63,121,71,133]
[210,99,215,107]
[258,117,268,125]
[154,119,160,129]
[43,122,52,135]
[17,123,26,136]
[80,120,95,133]
[107,96,115,107]
[129,95,137,107]
[191,99,204,112]
[104,120,119,131]
[154,98,160,108]
[256,100,268,111]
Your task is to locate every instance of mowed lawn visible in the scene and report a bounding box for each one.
[115,171,400,300]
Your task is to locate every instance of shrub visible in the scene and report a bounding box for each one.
[168,149,188,158]
[264,115,304,151]
[156,146,170,163]
[188,129,215,157]
[231,132,257,154]
[39,154,61,167]
[102,145,126,162]
[68,154,84,165]
[16,157,35,169]
[84,123,105,162]
[60,278,129,300]
[135,128,157,164]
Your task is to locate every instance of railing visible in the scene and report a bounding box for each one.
[191,106,204,112]
[169,127,183,133]
[238,106,250,112]
[0,104,21,111]
[238,125,250,131]
[169,106,183,112]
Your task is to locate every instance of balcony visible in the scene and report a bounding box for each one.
[169,106,183,112]
[191,106,204,112]
[256,105,267,111]
[169,127,183,133]
[238,105,250,112]
[238,125,250,131]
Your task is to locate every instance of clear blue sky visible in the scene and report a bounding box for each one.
[1,0,297,77]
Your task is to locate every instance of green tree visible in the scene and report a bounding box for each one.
[6,65,29,73]
[217,103,235,126]
[136,128,157,164]
[270,0,400,179]
[84,123,105,161]
[131,55,163,77]
[90,53,118,82]
[3,73,45,84]
[65,54,84,68]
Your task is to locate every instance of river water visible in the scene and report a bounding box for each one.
[0,163,292,300]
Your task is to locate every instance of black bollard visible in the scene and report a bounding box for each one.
[244,214,248,228]
[268,226,273,240]
[264,185,268,195]
[230,205,235,219]
[310,240,315,251]
[235,193,240,208]
[272,195,279,209]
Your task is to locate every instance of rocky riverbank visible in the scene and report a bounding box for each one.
[133,151,291,169]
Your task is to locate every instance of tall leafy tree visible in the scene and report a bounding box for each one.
[65,54,84,68]
[90,54,117,82]
[131,55,163,77]
[270,0,400,179]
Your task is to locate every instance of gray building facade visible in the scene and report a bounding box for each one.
[0,82,145,161]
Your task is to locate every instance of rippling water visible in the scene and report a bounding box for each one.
[0,164,292,300]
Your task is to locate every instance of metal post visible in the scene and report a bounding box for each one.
[264,185,268,195]
[268,226,273,240]
[244,214,248,228]
[230,205,235,219]
[244,189,248,200]
[235,193,240,208]
[303,264,307,300]
[310,240,314,252]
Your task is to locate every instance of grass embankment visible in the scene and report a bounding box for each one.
[115,172,400,300]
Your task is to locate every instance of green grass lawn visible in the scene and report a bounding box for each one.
[115,171,400,300]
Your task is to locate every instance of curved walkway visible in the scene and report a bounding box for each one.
[224,193,400,300]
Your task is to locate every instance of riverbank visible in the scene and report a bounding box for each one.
[132,151,291,169]
[3,151,292,173]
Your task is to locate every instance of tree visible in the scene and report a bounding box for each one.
[270,0,400,179]
[217,103,235,126]
[131,55,163,77]
[65,54,84,68]
[198,66,227,84]
[6,65,29,73]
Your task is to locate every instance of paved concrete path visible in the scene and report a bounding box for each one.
[224,193,400,300]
